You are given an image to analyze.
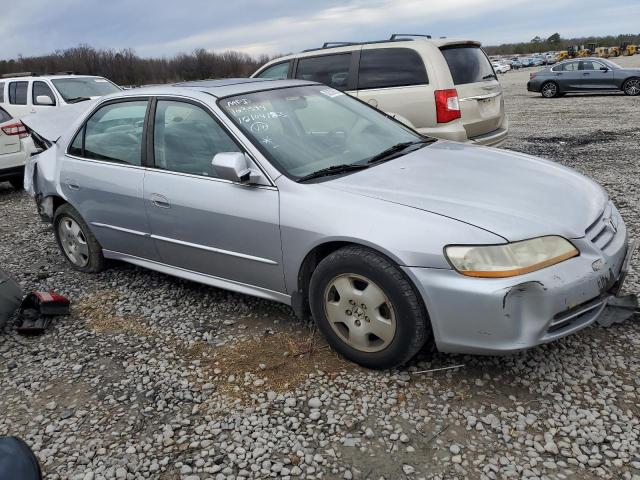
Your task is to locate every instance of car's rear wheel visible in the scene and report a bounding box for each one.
[623,78,640,96]
[541,81,560,98]
[53,204,105,273]
[309,245,430,369]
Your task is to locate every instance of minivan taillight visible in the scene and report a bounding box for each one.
[434,89,461,123]
[1,121,28,138]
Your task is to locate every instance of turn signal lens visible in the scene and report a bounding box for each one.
[445,236,579,278]
[434,89,461,123]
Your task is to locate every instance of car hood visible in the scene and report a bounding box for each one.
[322,141,607,241]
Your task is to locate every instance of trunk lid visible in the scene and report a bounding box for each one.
[20,100,97,144]
[0,122,21,154]
[440,45,505,138]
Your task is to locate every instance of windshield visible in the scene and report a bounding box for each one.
[52,77,121,102]
[441,46,495,84]
[219,85,422,180]
[602,59,622,69]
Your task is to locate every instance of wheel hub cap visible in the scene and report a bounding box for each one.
[324,273,396,353]
[58,217,89,267]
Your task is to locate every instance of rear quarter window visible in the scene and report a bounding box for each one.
[0,107,11,123]
[358,48,428,89]
[441,46,495,85]
[0,82,4,103]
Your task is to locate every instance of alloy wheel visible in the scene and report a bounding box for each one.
[58,217,90,267]
[625,79,640,96]
[542,83,557,98]
[323,273,396,353]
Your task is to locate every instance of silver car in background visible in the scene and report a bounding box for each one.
[23,79,635,369]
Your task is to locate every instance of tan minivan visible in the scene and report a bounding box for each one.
[252,34,508,147]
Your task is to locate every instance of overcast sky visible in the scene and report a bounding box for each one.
[2,0,639,59]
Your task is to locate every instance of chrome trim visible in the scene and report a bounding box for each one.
[90,222,150,237]
[459,92,502,102]
[102,249,290,304]
[65,154,148,170]
[145,168,277,190]
[151,234,278,265]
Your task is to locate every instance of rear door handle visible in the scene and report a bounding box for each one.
[66,182,80,191]
[583,73,590,76]
[150,193,170,208]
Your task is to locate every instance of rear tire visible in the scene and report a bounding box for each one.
[53,203,105,273]
[541,81,560,98]
[623,77,640,96]
[9,177,23,189]
[309,246,431,369]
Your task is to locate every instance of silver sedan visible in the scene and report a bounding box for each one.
[23,79,635,368]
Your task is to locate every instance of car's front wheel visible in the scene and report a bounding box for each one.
[53,204,105,273]
[309,246,430,369]
[623,77,640,96]
[541,81,560,98]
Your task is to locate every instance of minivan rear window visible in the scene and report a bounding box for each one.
[358,48,428,89]
[441,46,495,85]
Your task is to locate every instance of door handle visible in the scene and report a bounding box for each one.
[150,193,170,208]
[66,182,80,191]
[583,73,590,76]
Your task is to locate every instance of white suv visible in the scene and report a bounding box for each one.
[252,34,508,147]
[0,73,121,119]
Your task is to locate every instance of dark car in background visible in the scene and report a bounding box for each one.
[528,58,640,98]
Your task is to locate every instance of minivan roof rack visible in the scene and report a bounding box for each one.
[389,33,432,40]
[302,33,434,53]
[1,72,39,79]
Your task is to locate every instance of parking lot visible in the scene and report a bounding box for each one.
[1,54,639,480]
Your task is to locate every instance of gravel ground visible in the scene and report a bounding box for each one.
[1,55,639,480]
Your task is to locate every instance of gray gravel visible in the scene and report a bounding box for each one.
[1,55,639,480]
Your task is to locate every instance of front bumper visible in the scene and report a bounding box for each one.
[404,227,635,355]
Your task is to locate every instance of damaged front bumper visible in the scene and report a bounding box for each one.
[403,230,637,355]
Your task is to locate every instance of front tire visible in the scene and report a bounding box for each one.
[623,78,640,96]
[53,204,105,273]
[541,81,560,98]
[309,246,430,369]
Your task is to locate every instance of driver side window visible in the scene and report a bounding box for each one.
[153,100,241,177]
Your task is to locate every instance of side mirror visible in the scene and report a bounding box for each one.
[599,66,609,72]
[212,152,269,186]
[35,95,54,106]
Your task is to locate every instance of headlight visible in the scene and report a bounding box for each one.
[445,236,578,278]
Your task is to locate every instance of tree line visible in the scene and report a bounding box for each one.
[484,33,640,55]
[0,45,274,86]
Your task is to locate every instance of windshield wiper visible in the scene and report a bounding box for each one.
[297,163,370,182]
[483,73,497,80]
[366,138,435,165]
[66,96,91,104]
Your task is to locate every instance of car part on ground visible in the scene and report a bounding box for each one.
[21,78,635,368]
[15,291,71,335]
[0,436,43,480]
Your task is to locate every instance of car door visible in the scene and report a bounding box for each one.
[6,81,30,118]
[356,46,434,130]
[579,60,616,90]
[143,98,284,292]
[62,98,158,260]
[553,61,582,90]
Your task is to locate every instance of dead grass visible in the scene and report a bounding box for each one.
[185,330,357,396]
[75,290,154,336]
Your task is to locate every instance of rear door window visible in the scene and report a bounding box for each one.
[560,62,579,72]
[33,81,57,105]
[295,53,351,90]
[358,48,428,89]
[440,46,495,85]
[255,61,290,80]
[8,81,28,105]
[78,100,148,166]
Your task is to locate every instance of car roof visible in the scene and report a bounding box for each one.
[125,78,318,99]
[0,74,106,81]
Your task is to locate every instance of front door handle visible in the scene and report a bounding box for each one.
[66,182,80,191]
[150,193,170,209]
[583,72,590,76]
